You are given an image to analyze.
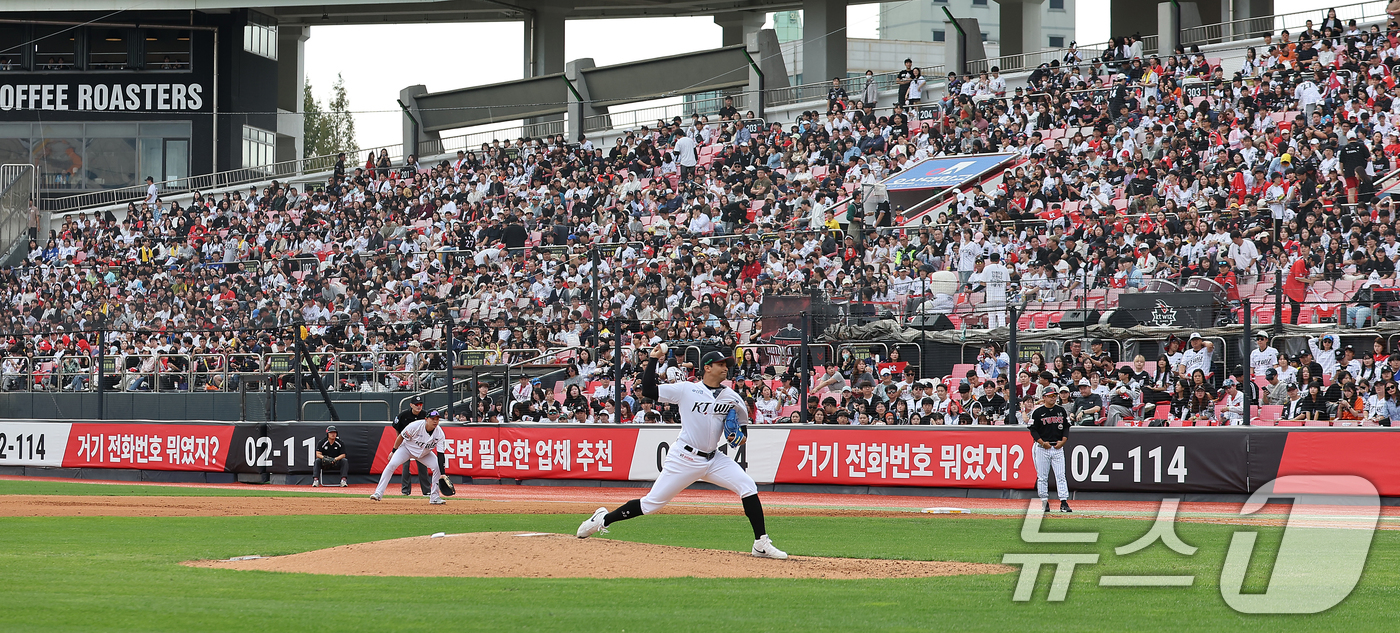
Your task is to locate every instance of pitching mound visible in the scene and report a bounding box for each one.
[188,532,1013,579]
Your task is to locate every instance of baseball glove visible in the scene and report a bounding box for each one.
[317,457,338,469]
[438,476,457,497]
[724,407,747,448]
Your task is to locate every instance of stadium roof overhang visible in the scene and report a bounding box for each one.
[0,0,886,24]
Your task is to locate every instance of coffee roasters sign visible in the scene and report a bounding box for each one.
[0,81,208,112]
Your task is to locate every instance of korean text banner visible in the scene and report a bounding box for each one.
[64,423,236,472]
[775,428,1034,488]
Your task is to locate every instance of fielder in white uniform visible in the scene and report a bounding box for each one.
[370,410,446,504]
[576,349,788,559]
[1029,388,1072,513]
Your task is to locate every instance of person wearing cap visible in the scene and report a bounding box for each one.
[1250,333,1279,378]
[370,409,447,504]
[312,425,348,487]
[1308,334,1340,377]
[1029,386,1072,512]
[1069,379,1103,425]
[1280,382,1306,421]
[392,396,433,496]
[577,348,788,559]
[876,367,901,402]
[1263,368,1289,405]
[1218,379,1245,425]
[511,374,534,406]
[1181,333,1215,378]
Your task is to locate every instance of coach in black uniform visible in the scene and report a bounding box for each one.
[1029,387,1072,513]
[394,396,433,495]
[312,425,348,487]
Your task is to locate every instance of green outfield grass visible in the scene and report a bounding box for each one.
[0,481,1396,631]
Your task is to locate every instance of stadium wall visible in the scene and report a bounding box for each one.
[2,421,1398,496]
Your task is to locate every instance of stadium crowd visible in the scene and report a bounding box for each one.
[3,10,1400,427]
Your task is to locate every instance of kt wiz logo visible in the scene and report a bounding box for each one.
[1002,475,1378,613]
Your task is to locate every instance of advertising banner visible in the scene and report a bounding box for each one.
[1063,429,1249,493]
[882,154,1016,191]
[1277,431,1400,496]
[64,423,237,472]
[7,420,1400,496]
[775,428,1034,488]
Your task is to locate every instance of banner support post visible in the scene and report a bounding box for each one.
[1242,298,1251,425]
[95,329,104,420]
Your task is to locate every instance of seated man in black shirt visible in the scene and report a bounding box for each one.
[312,425,349,487]
[1068,379,1103,425]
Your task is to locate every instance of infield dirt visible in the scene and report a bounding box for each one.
[188,531,1016,579]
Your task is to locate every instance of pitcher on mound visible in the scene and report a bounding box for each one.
[576,348,788,559]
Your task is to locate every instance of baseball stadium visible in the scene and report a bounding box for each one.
[6,0,1400,630]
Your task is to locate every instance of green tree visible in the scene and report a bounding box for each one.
[325,74,359,158]
[301,81,330,158]
[301,75,358,159]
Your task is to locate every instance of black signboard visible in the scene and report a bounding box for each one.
[916,105,940,120]
[1067,428,1248,493]
[258,423,388,476]
[1119,291,1218,328]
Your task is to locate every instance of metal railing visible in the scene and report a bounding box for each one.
[1180,1,1389,46]
[39,150,355,213]
[301,399,390,423]
[967,35,1159,75]
[0,164,35,265]
[425,120,567,156]
[405,345,586,419]
[767,65,945,108]
[584,92,751,134]
[0,349,486,394]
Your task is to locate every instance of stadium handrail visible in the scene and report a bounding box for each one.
[1179,0,1388,47]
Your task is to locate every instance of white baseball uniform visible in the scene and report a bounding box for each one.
[640,380,756,514]
[373,419,445,502]
[1032,444,1068,501]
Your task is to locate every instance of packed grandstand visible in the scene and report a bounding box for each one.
[7,12,1400,429]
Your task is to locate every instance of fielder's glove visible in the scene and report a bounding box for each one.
[317,457,338,469]
[438,476,456,497]
[724,407,747,448]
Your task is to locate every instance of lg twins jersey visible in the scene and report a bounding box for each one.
[399,419,445,459]
[658,381,750,450]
